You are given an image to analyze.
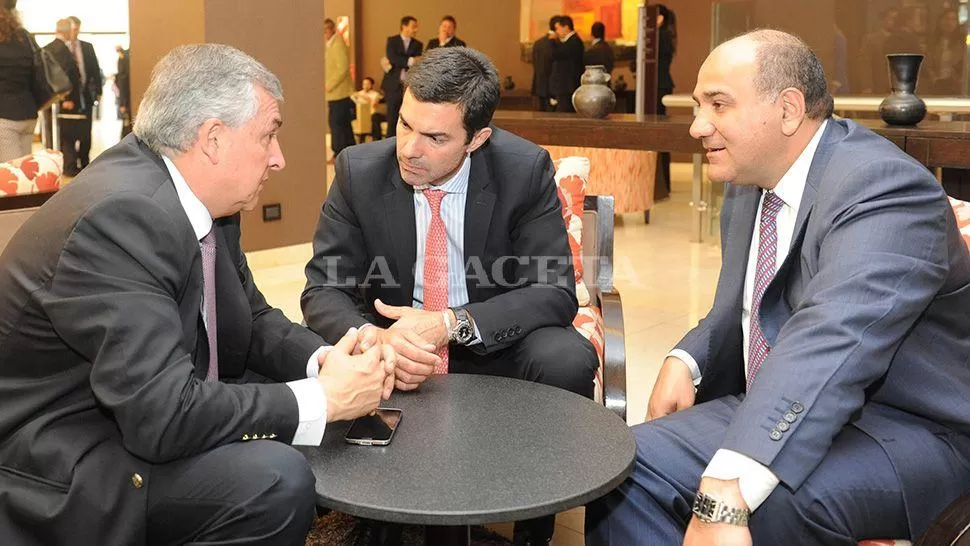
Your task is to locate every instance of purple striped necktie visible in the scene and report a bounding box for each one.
[201,229,219,382]
[747,191,784,390]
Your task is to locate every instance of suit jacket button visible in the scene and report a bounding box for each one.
[791,402,804,413]
[784,412,797,423]
[515,326,522,334]
[131,473,144,488]
[243,434,250,440]
[494,332,503,342]
[777,421,790,432]
[769,429,783,441]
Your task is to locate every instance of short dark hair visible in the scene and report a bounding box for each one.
[591,22,605,40]
[441,15,456,27]
[323,18,335,29]
[400,16,416,29]
[558,15,574,30]
[742,29,834,120]
[363,76,375,85]
[404,47,500,143]
[548,16,560,32]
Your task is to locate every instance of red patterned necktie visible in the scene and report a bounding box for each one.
[201,229,219,382]
[746,192,784,390]
[423,189,449,374]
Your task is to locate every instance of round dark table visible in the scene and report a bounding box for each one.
[297,374,635,544]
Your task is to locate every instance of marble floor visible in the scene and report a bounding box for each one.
[246,162,723,545]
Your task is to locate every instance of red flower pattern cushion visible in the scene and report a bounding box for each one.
[1,149,63,197]
[553,156,591,306]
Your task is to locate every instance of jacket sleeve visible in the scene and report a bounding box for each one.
[386,37,410,70]
[40,195,301,464]
[463,149,578,353]
[302,151,379,343]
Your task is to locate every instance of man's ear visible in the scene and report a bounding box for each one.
[465,127,492,154]
[198,118,224,165]
[779,88,806,137]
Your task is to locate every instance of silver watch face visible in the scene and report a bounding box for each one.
[455,323,474,344]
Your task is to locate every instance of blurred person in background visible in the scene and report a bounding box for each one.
[324,17,355,162]
[530,15,558,112]
[656,4,677,194]
[584,21,614,75]
[426,15,465,50]
[0,0,39,162]
[351,76,386,142]
[927,9,966,95]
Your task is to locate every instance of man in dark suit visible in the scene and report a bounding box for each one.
[584,21,614,75]
[381,15,422,138]
[61,16,101,175]
[303,47,598,546]
[41,18,77,151]
[0,44,392,546]
[586,30,970,545]
[530,16,558,112]
[549,15,584,113]
[426,15,466,50]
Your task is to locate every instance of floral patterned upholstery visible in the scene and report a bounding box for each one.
[0,150,63,197]
[545,145,654,214]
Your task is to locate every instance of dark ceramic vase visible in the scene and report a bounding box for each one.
[879,54,927,126]
[572,65,615,119]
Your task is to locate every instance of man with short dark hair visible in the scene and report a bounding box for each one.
[303,46,598,545]
[427,15,466,50]
[531,16,558,112]
[584,21,614,75]
[586,29,970,545]
[381,15,422,138]
[549,15,584,113]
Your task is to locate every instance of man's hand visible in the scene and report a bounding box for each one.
[353,325,398,401]
[316,328,387,422]
[379,328,440,391]
[683,478,752,546]
[374,299,450,348]
[647,356,696,420]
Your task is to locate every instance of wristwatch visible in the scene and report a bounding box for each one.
[692,491,750,526]
[448,308,475,345]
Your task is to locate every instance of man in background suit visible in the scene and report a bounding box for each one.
[0,44,392,545]
[426,15,466,50]
[549,15,584,113]
[586,29,970,545]
[530,16,558,112]
[584,21,614,75]
[62,16,101,175]
[325,18,355,161]
[303,47,598,546]
[381,15,422,138]
[41,19,76,151]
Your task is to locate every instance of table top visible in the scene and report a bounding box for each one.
[297,374,635,526]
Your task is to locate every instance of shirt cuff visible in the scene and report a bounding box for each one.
[701,449,780,511]
[305,346,332,378]
[667,349,702,386]
[285,377,328,445]
[407,57,415,67]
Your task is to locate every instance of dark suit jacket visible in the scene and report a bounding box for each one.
[43,38,82,110]
[549,33,585,100]
[302,127,577,353]
[78,39,102,106]
[584,40,614,75]
[679,119,970,537]
[531,36,554,98]
[0,134,324,545]
[380,35,422,95]
[426,36,466,50]
[43,38,100,114]
[657,28,675,92]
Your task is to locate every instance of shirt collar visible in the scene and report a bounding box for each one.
[767,119,828,211]
[162,156,213,240]
[561,31,576,42]
[591,38,602,45]
[413,155,471,194]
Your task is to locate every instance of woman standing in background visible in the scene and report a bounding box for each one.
[656,4,676,194]
[0,0,39,162]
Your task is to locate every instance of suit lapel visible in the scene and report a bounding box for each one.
[464,150,495,296]
[213,221,250,378]
[383,168,417,305]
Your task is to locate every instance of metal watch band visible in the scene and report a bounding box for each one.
[692,491,750,526]
[449,308,473,345]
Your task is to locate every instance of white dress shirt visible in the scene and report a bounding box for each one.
[163,157,329,445]
[668,120,828,511]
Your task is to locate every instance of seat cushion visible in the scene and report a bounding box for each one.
[0,149,63,197]
[950,196,970,248]
[553,156,591,306]
[573,305,605,404]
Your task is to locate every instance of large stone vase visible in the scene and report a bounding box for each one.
[879,54,927,126]
[572,65,616,119]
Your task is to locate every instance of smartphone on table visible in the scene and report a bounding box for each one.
[344,408,403,446]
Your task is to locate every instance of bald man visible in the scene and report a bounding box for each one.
[586,29,970,545]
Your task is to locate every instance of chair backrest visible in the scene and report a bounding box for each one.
[581,195,615,294]
[354,101,373,134]
[0,207,39,255]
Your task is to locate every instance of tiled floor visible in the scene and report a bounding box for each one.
[246,163,723,544]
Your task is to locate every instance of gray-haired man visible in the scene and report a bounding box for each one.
[0,44,393,545]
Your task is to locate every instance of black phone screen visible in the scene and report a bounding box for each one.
[345,408,402,444]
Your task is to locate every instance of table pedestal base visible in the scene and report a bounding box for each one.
[425,525,471,545]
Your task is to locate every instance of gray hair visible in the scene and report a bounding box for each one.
[133,43,283,156]
[738,29,833,120]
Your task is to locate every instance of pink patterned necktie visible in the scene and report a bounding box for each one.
[423,189,449,374]
[746,192,784,390]
[201,229,219,382]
